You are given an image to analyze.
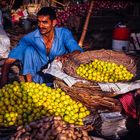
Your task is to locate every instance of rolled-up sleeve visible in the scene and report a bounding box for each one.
[63,28,83,52]
[8,38,28,61]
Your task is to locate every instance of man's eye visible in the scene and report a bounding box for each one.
[37,21,48,24]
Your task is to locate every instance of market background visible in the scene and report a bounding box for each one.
[0,0,140,140]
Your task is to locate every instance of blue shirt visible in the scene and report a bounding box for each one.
[9,27,83,83]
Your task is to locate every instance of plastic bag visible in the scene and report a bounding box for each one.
[0,27,10,58]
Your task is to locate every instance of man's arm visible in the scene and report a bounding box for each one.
[0,58,16,87]
[63,28,83,53]
[55,28,83,63]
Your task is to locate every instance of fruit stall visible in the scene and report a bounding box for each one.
[0,0,140,140]
[1,49,140,139]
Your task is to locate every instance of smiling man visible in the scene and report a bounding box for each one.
[0,7,83,87]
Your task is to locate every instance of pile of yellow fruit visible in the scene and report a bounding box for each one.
[76,59,134,83]
[0,81,90,127]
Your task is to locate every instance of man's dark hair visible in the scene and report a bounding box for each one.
[37,7,56,20]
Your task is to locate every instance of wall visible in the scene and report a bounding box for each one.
[77,14,140,51]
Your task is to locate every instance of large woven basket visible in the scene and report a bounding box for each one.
[54,79,122,112]
[54,50,140,112]
[63,49,140,81]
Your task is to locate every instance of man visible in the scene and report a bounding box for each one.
[0,7,83,87]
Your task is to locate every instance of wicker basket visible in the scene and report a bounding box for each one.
[54,79,122,112]
[54,50,140,112]
[63,49,140,81]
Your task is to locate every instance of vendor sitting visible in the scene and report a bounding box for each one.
[0,7,83,87]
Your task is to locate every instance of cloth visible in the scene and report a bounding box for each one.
[9,27,83,84]
[98,80,140,95]
[119,92,137,119]
[0,27,10,58]
[42,60,86,87]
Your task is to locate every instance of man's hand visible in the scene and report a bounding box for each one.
[25,74,32,82]
[55,54,69,64]
[55,50,81,64]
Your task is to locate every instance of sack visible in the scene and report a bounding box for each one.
[0,27,10,58]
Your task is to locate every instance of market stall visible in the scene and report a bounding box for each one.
[0,1,140,140]
[1,49,140,140]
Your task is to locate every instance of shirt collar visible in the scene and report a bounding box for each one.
[34,28,41,38]
[34,27,58,38]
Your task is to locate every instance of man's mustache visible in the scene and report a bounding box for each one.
[39,28,46,30]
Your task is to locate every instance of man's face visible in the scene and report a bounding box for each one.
[37,15,54,35]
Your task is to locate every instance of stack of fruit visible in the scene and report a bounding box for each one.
[76,59,134,82]
[0,81,90,127]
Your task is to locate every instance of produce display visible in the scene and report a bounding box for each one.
[56,1,133,26]
[0,81,90,127]
[76,59,134,82]
[11,1,133,25]
[11,116,93,140]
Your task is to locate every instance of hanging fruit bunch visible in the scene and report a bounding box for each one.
[0,81,90,127]
[56,3,88,26]
[76,59,134,83]
[56,1,133,26]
